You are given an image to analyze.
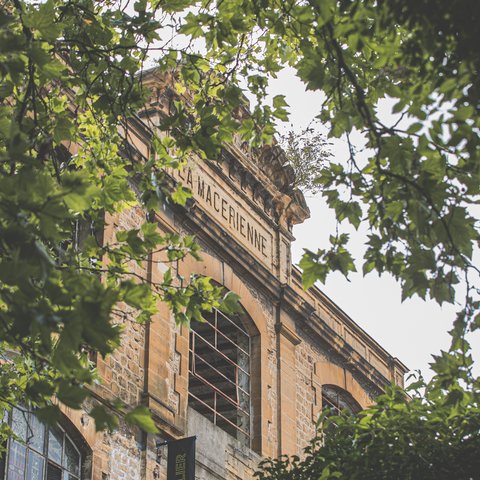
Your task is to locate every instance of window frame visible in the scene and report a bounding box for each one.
[188,306,253,446]
[321,384,362,416]
[1,407,86,480]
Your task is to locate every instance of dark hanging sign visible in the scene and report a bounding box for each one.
[167,436,196,480]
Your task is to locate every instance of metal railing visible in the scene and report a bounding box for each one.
[188,308,251,444]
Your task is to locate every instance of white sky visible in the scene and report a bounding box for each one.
[266,68,480,381]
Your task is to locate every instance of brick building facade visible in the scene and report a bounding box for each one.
[1,71,407,480]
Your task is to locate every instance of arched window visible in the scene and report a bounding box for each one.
[188,306,254,447]
[322,385,362,415]
[1,407,87,480]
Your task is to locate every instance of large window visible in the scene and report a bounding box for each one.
[188,307,251,446]
[1,408,84,480]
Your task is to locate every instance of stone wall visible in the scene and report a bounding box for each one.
[187,408,262,480]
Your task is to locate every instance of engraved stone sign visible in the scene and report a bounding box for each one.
[172,160,274,269]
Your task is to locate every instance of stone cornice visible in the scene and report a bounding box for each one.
[282,269,409,389]
[290,267,408,373]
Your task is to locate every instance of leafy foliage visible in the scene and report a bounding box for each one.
[280,125,332,195]
[255,366,480,480]
[256,315,480,477]
[150,0,480,333]
[149,0,479,476]
[0,0,233,432]
[1,0,479,460]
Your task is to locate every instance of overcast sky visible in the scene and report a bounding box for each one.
[266,68,480,381]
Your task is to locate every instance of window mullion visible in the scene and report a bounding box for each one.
[214,309,218,348]
[235,366,239,405]
[214,391,217,426]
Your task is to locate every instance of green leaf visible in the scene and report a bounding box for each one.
[53,117,74,142]
[122,282,151,309]
[90,406,119,432]
[273,95,288,109]
[299,250,327,288]
[35,405,61,426]
[125,406,158,433]
[171,183,192,206]
[453,105,474,122]
[219,291,242,315]
[407,122,422,134]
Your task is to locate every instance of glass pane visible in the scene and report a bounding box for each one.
[63,437,79,475]
[238,388,249,412]
[48,426,63,465]
[7,440,27,480]
[11,408,28,441]
[46,462,62,480]
[238,368,250,393]
[28,414,46,453]
[27,450,45,480]
[217,311,248,343]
